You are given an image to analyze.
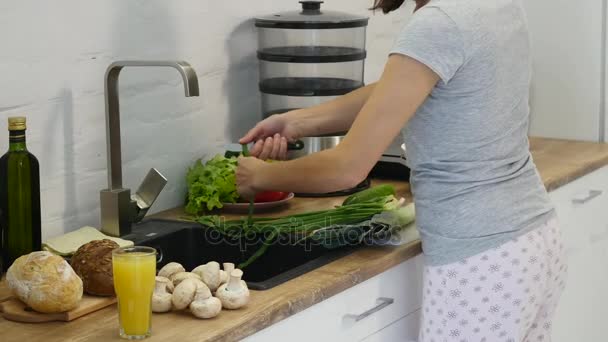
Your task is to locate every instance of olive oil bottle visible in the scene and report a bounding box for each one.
[0,117,41,272]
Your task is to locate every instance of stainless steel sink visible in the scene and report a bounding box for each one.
[122,219,356,290]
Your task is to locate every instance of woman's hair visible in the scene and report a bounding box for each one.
[371,0,405,13]
[371,0,429,13]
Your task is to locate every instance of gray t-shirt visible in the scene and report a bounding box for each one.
[390,0,555,265]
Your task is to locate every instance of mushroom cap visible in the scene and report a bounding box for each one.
[155,276,172,292]
[152,277,173,313]
[240,280,250,296]
[194,280,212,300]
[193,286,212,301]
[172,278,206,310]
[152,292,173,313]
[219,270,228,285]
[190,296,222,319]
[193,262,221,291]
[170,272,201,287]
[158,262,185,279]
[216,283,250,310]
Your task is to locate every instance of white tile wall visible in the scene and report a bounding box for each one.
[0,0,413,239]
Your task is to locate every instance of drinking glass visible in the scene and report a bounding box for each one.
[112,246,157,340]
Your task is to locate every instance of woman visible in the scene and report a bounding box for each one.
[237,0,567,340]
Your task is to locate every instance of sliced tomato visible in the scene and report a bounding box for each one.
[254,191,288,203]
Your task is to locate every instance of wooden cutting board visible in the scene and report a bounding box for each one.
[0,292,12,303]
[0,295,116,323]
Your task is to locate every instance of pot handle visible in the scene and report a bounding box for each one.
[287,140,305,151]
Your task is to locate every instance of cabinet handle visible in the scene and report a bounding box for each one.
[572,190,603,205]
[343,297,394,324]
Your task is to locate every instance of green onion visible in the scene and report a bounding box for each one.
[342,184,396,205]
[241,143,254,227]
[198,195,395,236]
[238,230,278,269]
[195,188,403,269]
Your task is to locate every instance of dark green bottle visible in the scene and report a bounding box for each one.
[0,116,41,272]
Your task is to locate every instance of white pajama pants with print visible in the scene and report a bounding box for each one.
[419,218,567,342]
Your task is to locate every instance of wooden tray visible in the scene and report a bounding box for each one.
[0,295,116,323]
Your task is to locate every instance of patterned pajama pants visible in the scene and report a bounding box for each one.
[419,218,567,342]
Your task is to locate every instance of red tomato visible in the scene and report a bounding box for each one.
[254,191,288,203]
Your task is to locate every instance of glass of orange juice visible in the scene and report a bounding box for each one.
[112,246,157,340]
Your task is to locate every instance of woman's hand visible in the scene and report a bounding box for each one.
[236,156,267,200]
[239,113,301,160]
[252,134,288,161]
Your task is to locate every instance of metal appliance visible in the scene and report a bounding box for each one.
[255,1,409,182]
[255,1,368,156]
[255,1,371,195]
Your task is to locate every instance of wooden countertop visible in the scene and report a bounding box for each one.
[2,137,608,342]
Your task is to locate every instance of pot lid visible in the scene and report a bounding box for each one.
[255,1,369,29]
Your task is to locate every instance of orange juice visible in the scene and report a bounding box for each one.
[112,248,156,339]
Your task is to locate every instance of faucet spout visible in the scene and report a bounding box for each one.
[105,61,199,190]
[101,60,199,237]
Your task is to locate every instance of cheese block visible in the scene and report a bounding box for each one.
[42,226,133,256]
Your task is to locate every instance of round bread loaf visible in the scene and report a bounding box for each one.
[6,251,83,313]
[70,239,118,296]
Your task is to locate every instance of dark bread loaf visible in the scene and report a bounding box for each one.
[70,239,119,296]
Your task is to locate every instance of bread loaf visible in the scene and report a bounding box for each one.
[70,239,118,296]
[6,251,83,313]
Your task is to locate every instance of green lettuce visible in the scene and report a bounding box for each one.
[185,155,239,214]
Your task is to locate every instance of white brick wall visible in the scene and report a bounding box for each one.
[0,0,413,240]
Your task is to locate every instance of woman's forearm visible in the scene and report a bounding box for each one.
[284,83,376,137]
[249,55,439,196]
[254,148,362,194]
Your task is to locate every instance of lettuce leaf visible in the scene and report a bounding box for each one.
[185,155,239,214]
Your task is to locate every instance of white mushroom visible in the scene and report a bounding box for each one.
[193,262,222,292]
[215,269,250,310]
[158,262,185,279]
[170,272,201,287]
[152,276,173,313]
[155,275,174,293]
[220,263,235,285]
[190,288,222,319]
[172,278,210,310]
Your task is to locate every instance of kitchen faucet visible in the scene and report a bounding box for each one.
[100,61,200,237]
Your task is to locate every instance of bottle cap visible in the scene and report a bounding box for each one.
[8,117,26,131]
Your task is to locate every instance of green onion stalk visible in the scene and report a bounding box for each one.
[196,195,403,269]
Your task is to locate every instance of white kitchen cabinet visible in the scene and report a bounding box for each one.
[524,0,605,141]
[549,165,608,255]
[550,242,608,342]
[547,166,608,342]
[244,255,423,342]
[361,310,420,342]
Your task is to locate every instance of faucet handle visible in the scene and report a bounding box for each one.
[132,168,168,222]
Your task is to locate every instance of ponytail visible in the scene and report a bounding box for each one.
[371,0,429,13]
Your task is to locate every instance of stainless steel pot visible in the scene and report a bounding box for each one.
[289,135,344,159]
